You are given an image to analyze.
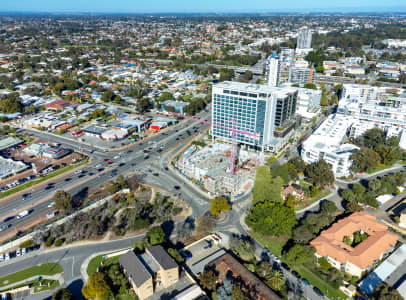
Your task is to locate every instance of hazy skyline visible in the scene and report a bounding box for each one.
[2,0,406,13]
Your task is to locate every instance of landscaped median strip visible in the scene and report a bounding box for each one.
[0,160,88,200]
[0,263,63,288]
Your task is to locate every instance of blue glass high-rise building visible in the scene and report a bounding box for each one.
[212,82,298,152]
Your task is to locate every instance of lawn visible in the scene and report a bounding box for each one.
[366,164,392,174]
[87,254,121,276]
[0,160,87,199]
[249,231,288,257]
[296,265,348,300]
[295,189,332,210]
[32,279,60,293]
[0,263,63,288]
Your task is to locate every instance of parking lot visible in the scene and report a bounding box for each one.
[183,234,226,276]
[0,140,82,191]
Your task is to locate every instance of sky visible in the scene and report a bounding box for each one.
[2,0,406,13]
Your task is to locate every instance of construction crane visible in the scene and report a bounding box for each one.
[168,112,259,175]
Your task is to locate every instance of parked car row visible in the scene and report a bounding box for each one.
[0,175,36,191]
[0,245,39,263]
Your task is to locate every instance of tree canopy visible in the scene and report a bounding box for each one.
[82,272,110,300]
[247,202,297,237]
[210,197,231,216]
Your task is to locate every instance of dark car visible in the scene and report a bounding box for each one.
[22,193,31,200]
[292,270,301,279]
[302,279,310,286]
[3,216,14,223]
[180,250,192,260]
[313,287,324,296]
[174,185,180,190]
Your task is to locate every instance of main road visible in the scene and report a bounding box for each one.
[0,110,213,233]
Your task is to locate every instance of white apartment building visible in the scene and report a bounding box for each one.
[297,27,312,49]
[296,88,321,118]
[341,84,405,102]
[338,96,406,128]
[288,67,313,85]
[266,55,281,87]
[301,114,358,177]
[341,84,380,101]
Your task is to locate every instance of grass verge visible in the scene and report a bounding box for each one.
[295,189,332,210]
[296,265,347,300]
[0,263,63,288]
[249,231,288,257]
[87,254,121,276]
[32,279,60,293]
[0,160,87,200]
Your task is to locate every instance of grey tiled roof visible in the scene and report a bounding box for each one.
[147,245,178,270]
[119,251,152,287]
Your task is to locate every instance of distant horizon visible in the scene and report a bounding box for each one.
[1,9,406,15]
[1,0,406,15]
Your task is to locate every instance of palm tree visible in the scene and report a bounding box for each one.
[268,270,285,291]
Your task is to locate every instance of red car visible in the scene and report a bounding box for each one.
[108,161,113,165]
[104,159,109,162]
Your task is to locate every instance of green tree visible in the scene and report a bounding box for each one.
[158,92,173,102]
[200,269,217,291]
[146,226,166,246]
[271,164,291,184]
[351,147,380,172]
[318,257,333,273]
[253,166,273,204]
[247,202,296,237]
[352,183,366,196]
[368,178,382,191]
[53,190,72,211]
[320,200,337,215]
[53,288,75,300]
[304,83,317,90]
[210,197,231,216]
[283,245,315,266]
[284,195,296,209]
[372,283,403,300]
[342,189,355,202]
[168,248,184,263]
[82,272,110,300]
[101,90,115,102]
[136,98,151,113]
[229,236,255,261]
[268,270,285,291]
[304,159,334,187]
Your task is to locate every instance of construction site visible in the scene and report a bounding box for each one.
[175,142,259,197]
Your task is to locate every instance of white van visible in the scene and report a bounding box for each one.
[16,210,29,219]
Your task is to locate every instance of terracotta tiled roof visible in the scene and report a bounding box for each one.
[209,254,280,300]
[310,212,399,269]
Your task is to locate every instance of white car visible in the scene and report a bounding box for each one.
[48,202,55,208]
[21,248,26,255]
[5,253,10,261]
[0,254,4,262]
[16,249,21,257]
